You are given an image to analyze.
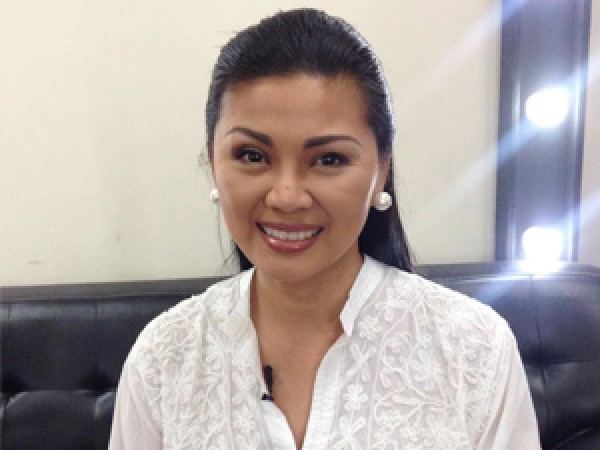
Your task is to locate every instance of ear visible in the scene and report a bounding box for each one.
[207,143,215,176]
[207,144,220,191]
[375,156,391,194]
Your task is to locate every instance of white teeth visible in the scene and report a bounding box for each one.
[262,226,320,241]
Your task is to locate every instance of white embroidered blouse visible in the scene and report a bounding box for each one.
[109,256,541,450]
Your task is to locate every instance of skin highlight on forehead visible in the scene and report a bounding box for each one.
[214,73,376,156]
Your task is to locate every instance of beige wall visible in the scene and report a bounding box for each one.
[0,1,500,285]
[580,2,600,268]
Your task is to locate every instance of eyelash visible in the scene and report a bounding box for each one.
[234,147,267,164]
[314,152,350,167]
[233,146,350,168]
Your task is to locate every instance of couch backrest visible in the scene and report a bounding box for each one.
[422,263,600,450]
[1,264,600,450]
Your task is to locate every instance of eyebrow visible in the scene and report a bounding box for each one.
[225,126,362,149]
[226,127,272,146]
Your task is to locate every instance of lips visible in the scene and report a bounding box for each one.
[257,222,323,252]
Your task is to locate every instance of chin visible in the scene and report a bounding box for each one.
[255,261,316,284]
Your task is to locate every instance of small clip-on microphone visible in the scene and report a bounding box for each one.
[261,365,274,401]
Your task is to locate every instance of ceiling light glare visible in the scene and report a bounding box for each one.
[525,86,570,128]
[521,226,563,273]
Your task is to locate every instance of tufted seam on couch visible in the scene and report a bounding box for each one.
[553,425,598,449]
[532,274,550,445]
[1,301,5,450]
[93,299,100,449]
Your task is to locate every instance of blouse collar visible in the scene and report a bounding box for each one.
[232,255,386,337]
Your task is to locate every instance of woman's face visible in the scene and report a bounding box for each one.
[211,73,389,284]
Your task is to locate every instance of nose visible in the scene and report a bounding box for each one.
[265,170,313,213]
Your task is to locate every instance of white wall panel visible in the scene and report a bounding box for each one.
[0,1,500,284]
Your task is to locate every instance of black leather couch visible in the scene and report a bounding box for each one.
[1,262,600,450]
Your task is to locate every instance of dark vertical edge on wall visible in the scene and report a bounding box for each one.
[495,0,524,260]
[566,0,591,261]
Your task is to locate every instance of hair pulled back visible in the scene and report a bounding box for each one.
[206,8,412,272]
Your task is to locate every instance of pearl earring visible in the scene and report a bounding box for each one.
[373,191,392,211]
[209,188,220,204]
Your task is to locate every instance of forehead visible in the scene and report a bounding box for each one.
[215,73,371,139]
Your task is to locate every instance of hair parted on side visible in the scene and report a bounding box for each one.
[206,8,412,272]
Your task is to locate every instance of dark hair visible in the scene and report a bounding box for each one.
[206,8,412,272]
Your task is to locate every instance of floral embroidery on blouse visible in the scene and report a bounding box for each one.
[111,258,539,450]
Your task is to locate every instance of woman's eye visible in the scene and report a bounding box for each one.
[315,153,349,167]
[235,147,266,164]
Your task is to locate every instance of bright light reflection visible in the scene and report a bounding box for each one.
[525,86,570,128]
[521,226,563,273]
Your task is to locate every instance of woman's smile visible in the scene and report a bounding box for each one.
[258,222,324,253]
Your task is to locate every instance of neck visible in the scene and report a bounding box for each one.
[251,251,363,335]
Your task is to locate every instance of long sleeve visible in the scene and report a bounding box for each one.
[476,326,542,450]
[108,356,162,450]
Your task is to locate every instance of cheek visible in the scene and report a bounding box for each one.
[316,174,376,221]
[216,172,265,229]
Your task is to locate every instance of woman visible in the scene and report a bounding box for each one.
[109,9,541,450]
